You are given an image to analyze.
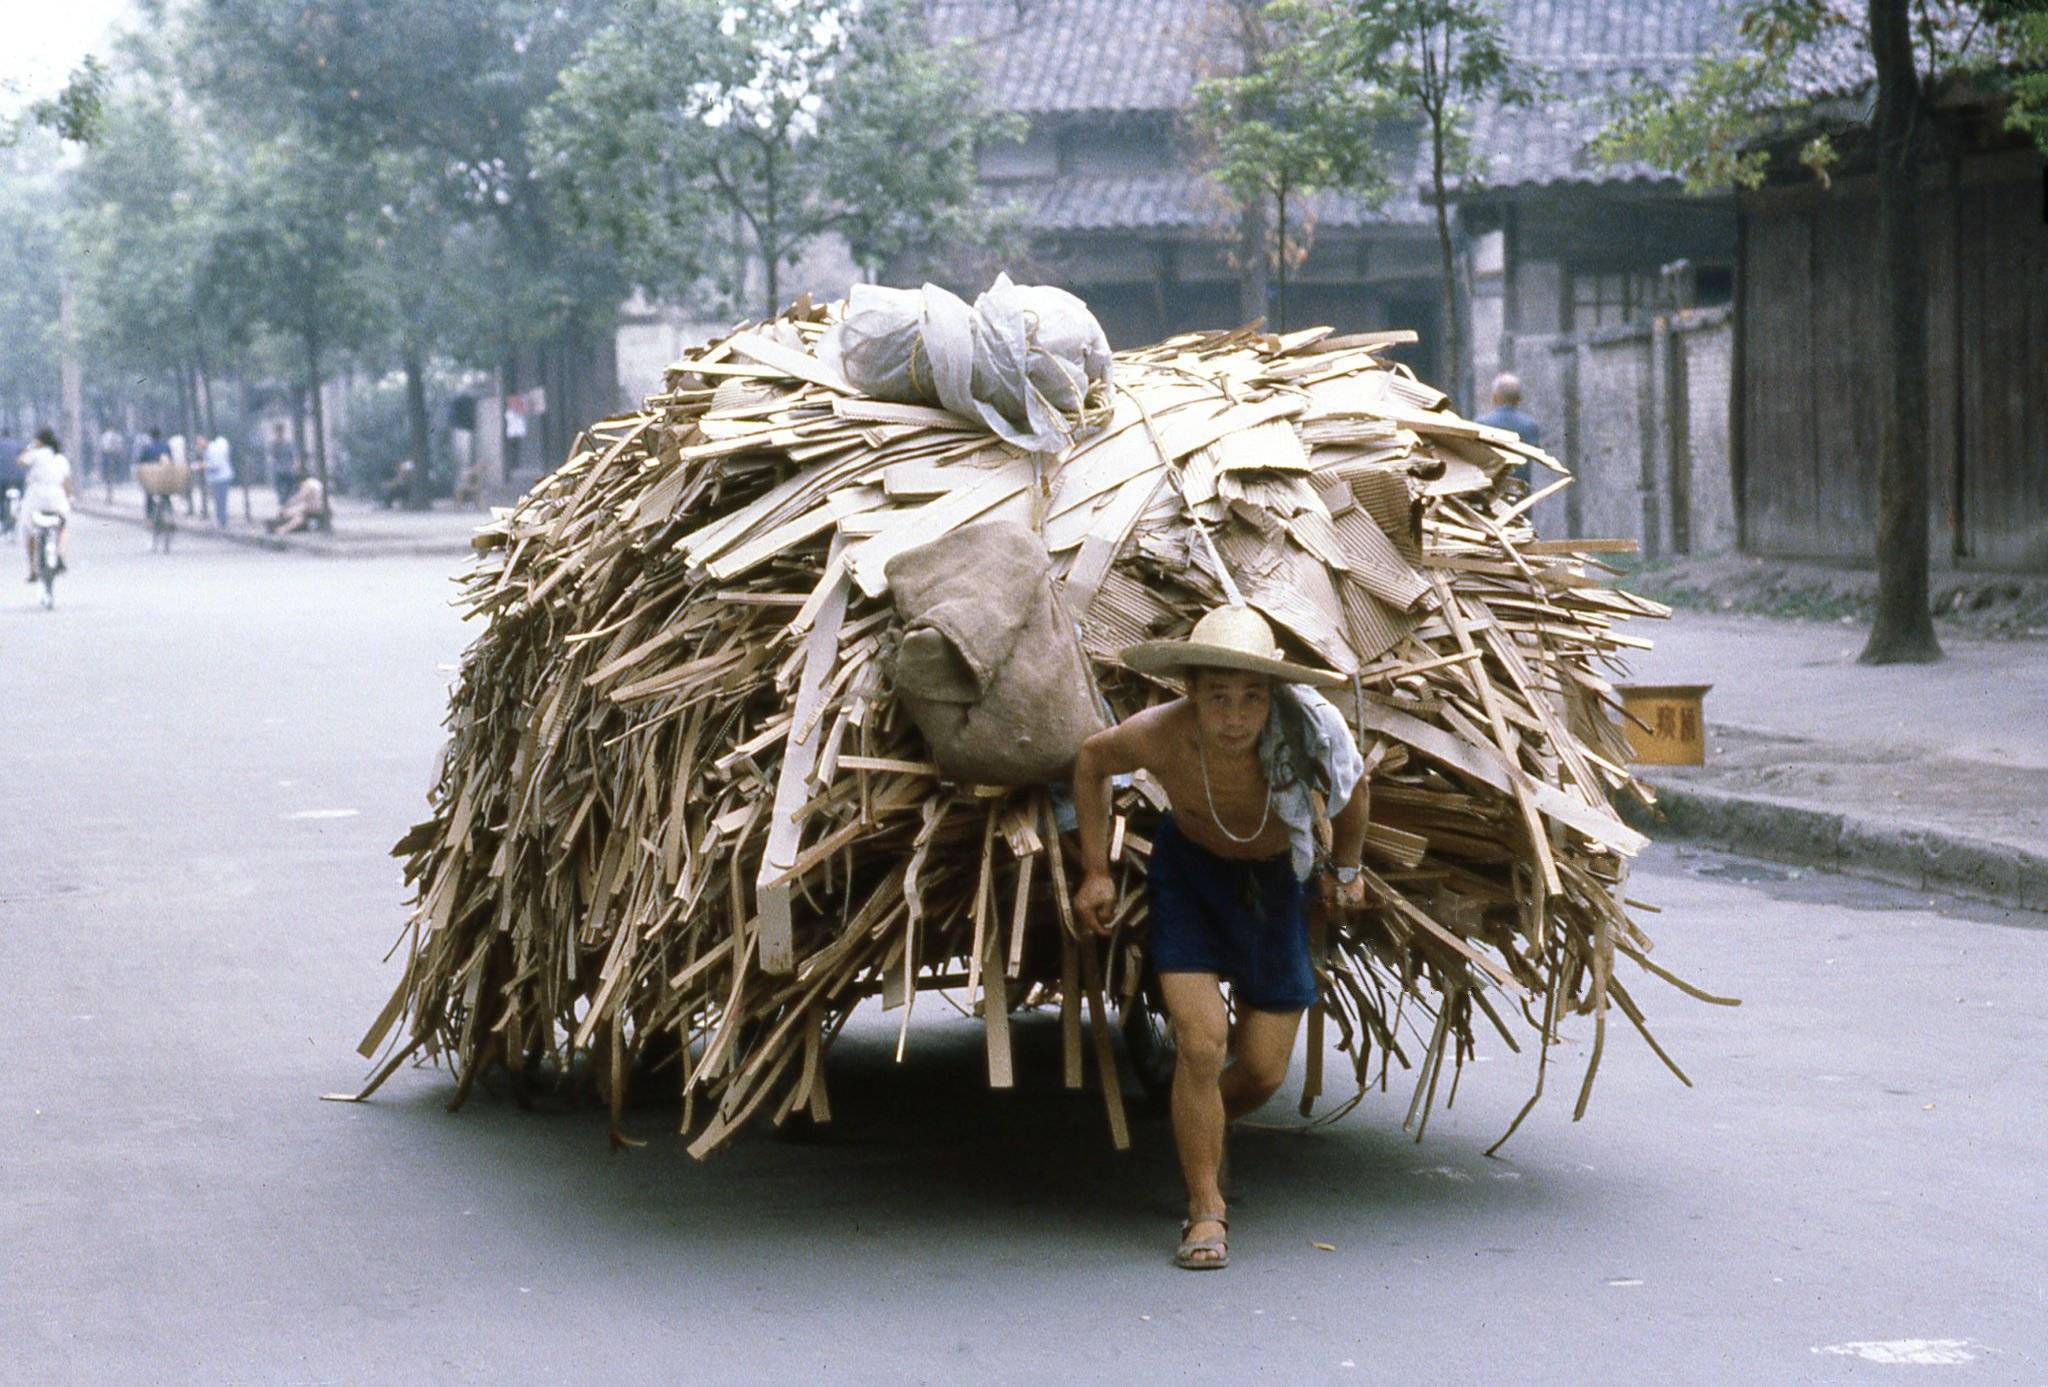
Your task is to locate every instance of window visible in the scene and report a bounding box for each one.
[1568,269,1660,330]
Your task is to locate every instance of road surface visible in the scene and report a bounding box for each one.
[4,515,2042,1384]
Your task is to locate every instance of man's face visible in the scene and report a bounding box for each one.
[1188,669,1271,755]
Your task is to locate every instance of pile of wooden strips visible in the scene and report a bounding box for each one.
[354,298,1732,1156]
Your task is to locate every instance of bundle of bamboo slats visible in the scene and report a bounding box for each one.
[351,295,1731,1157]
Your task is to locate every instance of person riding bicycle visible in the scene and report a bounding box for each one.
[19,428,73,582]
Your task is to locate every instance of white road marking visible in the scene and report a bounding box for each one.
[1813,1339,1976,1365]
[286,808,360,821]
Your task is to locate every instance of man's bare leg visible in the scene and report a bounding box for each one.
[1221,1005,1305,1120]
[1160,971,1230,1261]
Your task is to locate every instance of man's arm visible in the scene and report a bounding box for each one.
[1069,705,1169,934]
[1321,780,1371,912]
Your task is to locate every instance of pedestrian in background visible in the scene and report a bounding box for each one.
[98,424,126,485]
[268,423,297,508]
[1476,373,1542,448]
[192,435,211,519]
[0,428,21,532]
[1476,373,1543,488]
[168,432,195,514]
[136,427,173,534]
[203,431,234,529]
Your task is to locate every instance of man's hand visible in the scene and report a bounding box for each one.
[1073,871,1118,936]
[1318,869,1366,914]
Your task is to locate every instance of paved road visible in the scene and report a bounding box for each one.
[5,516,2043,1385]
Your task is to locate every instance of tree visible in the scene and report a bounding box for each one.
[362,153,506,505]
[1333,0,1536,409]
[0,147,66,430]
[65,89,232,440]
[1862,0,1941,663]
[2,58,108,147]
[534,0,1017,318]
[202,134,385,500]
[189,0,630,469]
[1191,0,1394,333]
[1592,1,2044,664]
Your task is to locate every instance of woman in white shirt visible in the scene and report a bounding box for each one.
[19,428,73,580]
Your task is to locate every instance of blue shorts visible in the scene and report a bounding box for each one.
[1146,814,1317,1013]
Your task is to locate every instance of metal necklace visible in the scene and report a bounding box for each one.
[1198,733,1272,844]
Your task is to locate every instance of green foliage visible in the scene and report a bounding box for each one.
[1593,2,2048,194]
[65,89,232,391]
[0,146,65,414]
[2001,9,2048,145]
[1589,1,1843,193]
[1190,0,1395,291]
[1329,0,1537,402]
[338,371,458,494]
[534,0,1016,316]
[1332,0,1539,182]
[201,133,385,370]
[187,0,627,354]
[2,58,108,148]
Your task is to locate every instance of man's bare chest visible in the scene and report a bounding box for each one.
[1149,746,1289,860]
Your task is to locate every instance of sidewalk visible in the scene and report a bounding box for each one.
[75,482,488,559]
[1622,610,2048,911]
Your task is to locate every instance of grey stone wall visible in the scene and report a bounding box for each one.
[1682,319,1737,553]
[1543,307,1734,556]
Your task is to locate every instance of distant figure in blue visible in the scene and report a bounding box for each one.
[0,429,21,531]
[1476,372,1541,448]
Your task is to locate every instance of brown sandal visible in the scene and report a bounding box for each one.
[1175,1211,1229,1270]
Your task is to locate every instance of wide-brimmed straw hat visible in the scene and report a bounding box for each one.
[1121,605,1346,689]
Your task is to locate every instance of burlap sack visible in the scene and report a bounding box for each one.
[136,461,192,497]
[883,520,1107,786]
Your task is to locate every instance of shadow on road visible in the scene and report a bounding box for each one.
[343,1008,1585,1265]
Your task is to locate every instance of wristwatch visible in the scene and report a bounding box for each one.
[1324,862,1361,885]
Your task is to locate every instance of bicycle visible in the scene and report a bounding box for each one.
[27,510,63,608]
[147,492,176,552]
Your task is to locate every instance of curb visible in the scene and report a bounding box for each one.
[76,501,478,560]
[1621,781,2048,914]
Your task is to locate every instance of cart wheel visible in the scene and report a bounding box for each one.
[1120,986,1177,1109]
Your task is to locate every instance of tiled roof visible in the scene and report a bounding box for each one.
[1496,0,1735,64]
[928,1,1778,205]
[1462,0,1745,192]
[926,0,1233,116]
[1463,60,1718,193]
[1000,173,1433,234]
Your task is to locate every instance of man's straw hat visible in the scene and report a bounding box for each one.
[1121,605,1346,689]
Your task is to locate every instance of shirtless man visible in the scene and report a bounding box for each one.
[1070,605,1369,1270]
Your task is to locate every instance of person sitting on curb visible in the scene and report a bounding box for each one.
[1069,605,1369,1271]
[266,467,327,535]
[378,459,418,509]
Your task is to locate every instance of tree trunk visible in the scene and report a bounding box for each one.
[1274,187,1290,334]
[1859,0,1941,664]
[1237,199,1270,328]
[290,387,308,489]
[1428,106,1463,411]
[403,345,432,510]
[194,338,217,436]
[304,330,332,514]
[175,361,195,444]
[763,148,780,320]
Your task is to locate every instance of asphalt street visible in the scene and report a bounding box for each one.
[4,514,2043,1385]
